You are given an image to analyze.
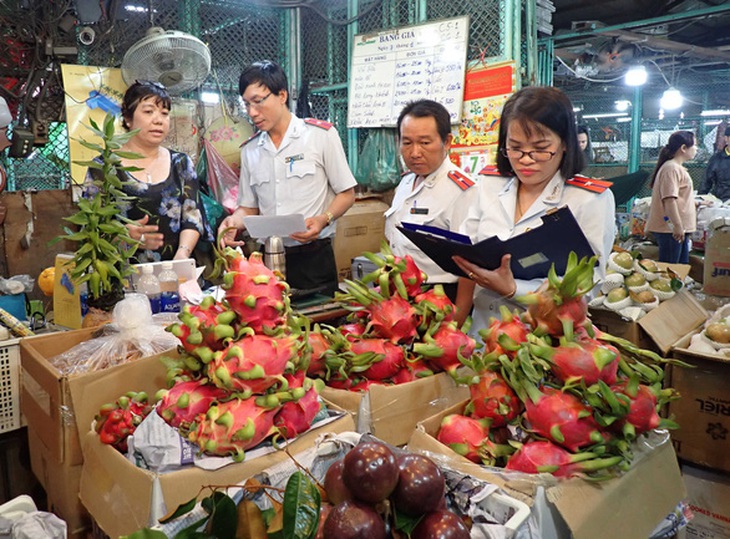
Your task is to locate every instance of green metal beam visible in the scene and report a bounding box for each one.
[346,0,359,174]
[544,3,730,44]
[628,85,643,173]
[524,0,537,86]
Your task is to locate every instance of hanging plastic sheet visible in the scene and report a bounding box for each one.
[355,128,402,192]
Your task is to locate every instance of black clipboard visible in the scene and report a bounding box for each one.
[397,206,595,280]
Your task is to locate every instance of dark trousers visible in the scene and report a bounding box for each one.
[654,232,690,264]
[283,238,339,297]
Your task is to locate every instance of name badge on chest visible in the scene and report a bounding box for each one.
[410,207,429,215]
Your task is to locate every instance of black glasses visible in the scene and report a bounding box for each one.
[243,92,273,110]
[501,147,558,162]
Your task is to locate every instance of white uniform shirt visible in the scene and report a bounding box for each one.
[384,158,478,284]
[238,115,357,246]
[461,172,616,333]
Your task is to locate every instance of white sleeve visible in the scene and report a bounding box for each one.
[322,127,357,193]
[571,189,616,282]
[237,148,257,208]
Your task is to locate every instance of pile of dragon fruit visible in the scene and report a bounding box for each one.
[96,247,324,461]
[304,243,476,390]
[436,253,683,479]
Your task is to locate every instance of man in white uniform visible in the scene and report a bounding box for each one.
[219,61,356,295]
[384,99,478,301]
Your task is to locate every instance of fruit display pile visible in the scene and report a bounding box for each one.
[308,243,475,390]
[95,248,324,461]
[687,303,730,356]
[590,251,683,313]
[436,253,684,478]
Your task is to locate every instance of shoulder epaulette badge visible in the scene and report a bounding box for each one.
[478,164,501,176]
[447,170,475,191]
[566,175,613,193]
[304,118,333,130]
[240,130,262,148]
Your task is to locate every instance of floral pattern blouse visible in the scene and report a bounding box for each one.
[84,150,214,263]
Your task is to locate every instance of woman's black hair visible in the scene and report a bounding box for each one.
[650,130,695,187]
[577,124,593,164]
[496,87,585,179]
[238,60,288,102]
[120,80,171,131]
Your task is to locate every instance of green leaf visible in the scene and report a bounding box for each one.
[74,159,103,169]
[173,516,210,538]
[159,497,199,524]
[104,113,116,139]
[63,213,89,226]
[208,494,237,539]
[394,510,423,535]
[77,140,104,153]
[282,471,321,539]
[115,150,145,159]
[120,529,168,539]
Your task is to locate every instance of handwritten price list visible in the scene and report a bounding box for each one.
[347,16,469,128]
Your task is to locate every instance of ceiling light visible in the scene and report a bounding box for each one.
[701,109,730,117]
[583,112,629,119]
[624,65,647,86]
[615,100,631,112]
[660,88,683,110]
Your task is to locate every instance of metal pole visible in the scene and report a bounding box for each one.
[284,8,301,112]
[347,0,359,174]
[524,0,537,87]
[502,0,513,60]
[512,0,522,89]
[628,85,643,173]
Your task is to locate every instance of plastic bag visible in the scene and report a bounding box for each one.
[49,294,179,376]
[355,128,402,192]
[0,274,34,295]
[202,139,240,214]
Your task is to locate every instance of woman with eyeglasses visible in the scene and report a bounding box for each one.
[452,87,615,331]
[84,80,213,263]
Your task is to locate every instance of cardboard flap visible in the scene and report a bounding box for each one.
[638,289,707,354]
[547,441,685,539]
[69,349,174,443]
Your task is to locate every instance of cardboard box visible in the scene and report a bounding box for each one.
[79,411,356,538]
[590,287,707,356]
[27,425,89,538]
[669,329,730,472]
[20,327,171,466]
[333,198,389,281]
[408,401,686,539]
[320,372,469,446]
[679,464,730,539]
[703,219,730,296]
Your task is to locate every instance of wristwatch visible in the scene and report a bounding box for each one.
[325,211,335,225]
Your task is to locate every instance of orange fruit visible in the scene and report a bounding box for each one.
[38,267,55,296]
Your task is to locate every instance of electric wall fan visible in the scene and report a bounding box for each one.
[121,27,211,95]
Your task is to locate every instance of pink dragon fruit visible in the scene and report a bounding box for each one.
[340,321,368,340]
[187,396,279,461]
[366,295,419,344]
[156,379,229,433]
[610,380,661,439]
[207,333,297,394]
[167,296,237,354]
[436,414,489,463]
[529,336,619,387]
[305,331,331,378]
[465,371,522,427]
[222,251,290,333]
[358,243,426,299]
[413,321,476,373]
[399,254,427,297]
[480,305,529,357]
[274,386,321,439]
[350,337,406,381]
[391,358,434,384]
[523,385,604,452]
[518,253,597,337]
[414,285,455,329]
[505,441,623,477]
[95,391,153,452]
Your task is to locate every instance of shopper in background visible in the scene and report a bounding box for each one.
[219,60,356,296]
[577,124,594,165]
[453,87,615,332]
[699,126,730,202]
[0,97,11,153]
[384,99,478,302]
[646,130,697,264]
[84,80,213,263]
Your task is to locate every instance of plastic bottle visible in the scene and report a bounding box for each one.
[663,216,674,232]
[79,281,89,317]
[137,265,161,314]
[159,261,180,313]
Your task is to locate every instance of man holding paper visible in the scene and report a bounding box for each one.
[384,99,478,301]
[219,60,356,296]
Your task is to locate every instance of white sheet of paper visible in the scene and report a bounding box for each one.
[243,214,307,238]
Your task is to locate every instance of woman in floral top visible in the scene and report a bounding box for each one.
[85,80,213,263]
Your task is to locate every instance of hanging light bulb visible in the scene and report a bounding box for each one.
[660,87,683,110]
[624,65,647,86]
[615,100,631,112]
